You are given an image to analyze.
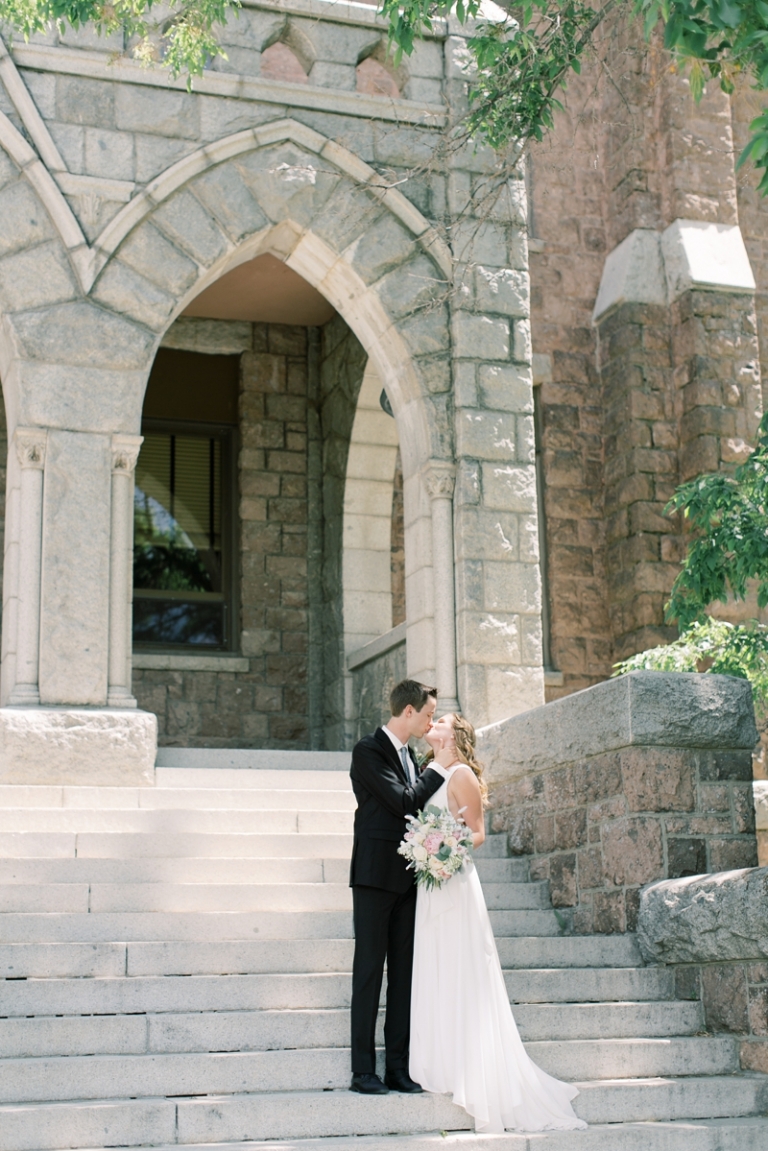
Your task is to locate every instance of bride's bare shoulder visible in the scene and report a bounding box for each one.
[449,763,480,790]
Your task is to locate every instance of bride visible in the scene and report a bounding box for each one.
[409,712,587,1135]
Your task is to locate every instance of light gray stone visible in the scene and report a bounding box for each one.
[309,62,356,90]
[477,363,533,413]
[663,219,756,301]
[374,255,444,319]
[477,672,759,784]
[409,39,444,78]
[235,144,340,227]
[191,165,269,244]
[455,506,519,561]
[47,122,85,172]
[153,190,230,266]
[484,560,541,614]
[637,867,768,964]
[452,313,510,360]
[54,76,115,128]
[20,70,56,119]
[296,21,380,66]
[755,781,768,830]
[592,228,666,323]
[456,408,517,461]
[84,127,135,181]
[481,462,537,512]
[117,223,199,298]
[38,430,112,705]
[475,266,529,317]
[0,243,78,313]
[399,306,450,356]
[161,317,252,354]
[115,86,199,139]
[405,77,443,104]
[10,302,153,371]
[134,134,196,184]
[0,149,18,190]
[16,362,147,433]
[92,262,176,333]
[199,96,289,143]
[345,213,416,285]
[0,183,54,259]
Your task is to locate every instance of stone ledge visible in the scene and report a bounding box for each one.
[0,707,157,786]
[478,671,758,783]
[133,653,250,673]
[347,623,406,671]
[638,867,768,965]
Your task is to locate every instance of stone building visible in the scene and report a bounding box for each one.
[0,1,767,779]
[0,0,543,778]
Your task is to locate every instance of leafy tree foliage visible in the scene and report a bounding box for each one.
[0,0,238,80]
[2,1,767,183]
[664,413,768,630]
[613,617,768,713]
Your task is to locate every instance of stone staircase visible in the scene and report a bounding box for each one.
[0,755,767,1151]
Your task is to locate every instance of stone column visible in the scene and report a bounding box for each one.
[8,428,47,706]
[108,434,142,708]
[425,462,460,713]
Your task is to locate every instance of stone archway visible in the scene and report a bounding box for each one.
[0,115,456,774]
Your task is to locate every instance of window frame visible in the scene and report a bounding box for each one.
[132,415,240,654]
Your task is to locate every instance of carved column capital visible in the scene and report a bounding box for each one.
[424,461,456,500]
[111,434,143,475]
[14,427,47,470]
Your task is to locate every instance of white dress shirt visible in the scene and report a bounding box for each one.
[382,725,448,785]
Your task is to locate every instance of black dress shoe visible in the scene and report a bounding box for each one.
[350,1073,390,1094]
[384,1070,424,1093]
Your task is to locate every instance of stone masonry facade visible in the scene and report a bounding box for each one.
[529,16,768,694]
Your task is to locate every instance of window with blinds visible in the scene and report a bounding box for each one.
[133,350,238,650]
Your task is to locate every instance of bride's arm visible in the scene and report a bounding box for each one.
[448,769,485,850]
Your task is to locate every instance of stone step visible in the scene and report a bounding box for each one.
[0,1000,705,1058]
[155,751,351,773]
[0,879,551,913]
[0,935,642,978]
[33,1119,768,1151]
[84,832,357,858]
[14,968,668,1015]
[0,854,525,886]
[4,1076,766,1150]
[0,907,562,942]
[0,809,356,834]
[0,785,356,810]
[0,1037,741,1104]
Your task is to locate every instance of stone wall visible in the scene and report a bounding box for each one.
[638,868,768,1073]
[528,17,767,696]
[346,625,407,744]
[479,671,759,933]
[133,316,366,749]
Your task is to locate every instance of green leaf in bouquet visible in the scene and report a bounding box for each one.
[424,805,443,817]
[437,845,452,861]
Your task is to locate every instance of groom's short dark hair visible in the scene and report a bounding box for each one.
[390,679,437,717]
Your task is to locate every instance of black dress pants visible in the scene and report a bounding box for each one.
[351,883,417,1075]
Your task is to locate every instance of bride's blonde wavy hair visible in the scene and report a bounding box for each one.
[424,713,488,807]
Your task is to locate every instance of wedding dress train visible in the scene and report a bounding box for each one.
[409,765,588,1134]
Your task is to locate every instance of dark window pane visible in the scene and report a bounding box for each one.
[133,597,225,647]
[134,431,223,595]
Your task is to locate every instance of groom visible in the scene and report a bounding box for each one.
[348,678,448,1095]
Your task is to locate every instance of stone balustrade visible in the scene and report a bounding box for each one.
[478,671,760,934]
[638,867,768,1074]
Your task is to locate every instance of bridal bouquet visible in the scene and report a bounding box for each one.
[398,805,474,890]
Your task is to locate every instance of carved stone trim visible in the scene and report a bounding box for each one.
[14,427,47,470]
[111,434,143,475]
[424,462,456,500]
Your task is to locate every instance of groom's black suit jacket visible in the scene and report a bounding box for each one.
[349,727,445,894]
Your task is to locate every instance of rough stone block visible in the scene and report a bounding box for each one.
[667,836,707,878]
[0,243,77,313]
[153,191,230,266]
[701,964,750,1033]
[602,816,664,887]
[84,126,135,181]
[474,267,529,318]
[452,313,510,360]
[620,748,695,813]
[638,867,768,964]
[0,707,156,785]
[191,166,269,245]
[477,363,533,413]
[115,86,199,138]
[477,672,758,783]
[481,464,537,513]
[0,183,55,259]
[456,409,518,461]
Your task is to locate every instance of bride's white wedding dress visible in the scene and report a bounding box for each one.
[409,764,587,1134]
